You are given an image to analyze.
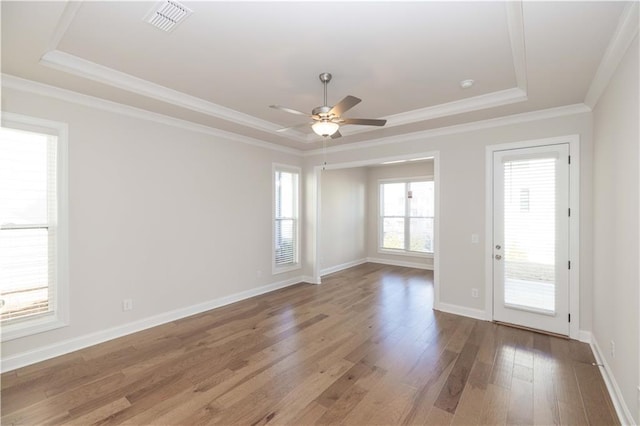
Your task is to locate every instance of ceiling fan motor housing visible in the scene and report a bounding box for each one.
[312,105,333,118]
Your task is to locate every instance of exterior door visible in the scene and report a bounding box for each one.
[493,144,570,335]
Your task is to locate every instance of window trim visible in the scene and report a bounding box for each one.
[272,163,301,275]
[1,112,69,342]
[378,176,434,257]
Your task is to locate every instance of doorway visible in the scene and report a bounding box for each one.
[312,151,440,305]
[486,136,580,338]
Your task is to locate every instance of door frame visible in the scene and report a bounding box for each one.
[484,135,580,339]
[311,151,440,307]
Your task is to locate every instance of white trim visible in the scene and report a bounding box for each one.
[377,249,433,259]
[302,104,591,157]
[272,163,302,275]
[590,334,635,425]
[484,134,581,339]
[0,113,70,342]
[578,330,592,344]
[3,74,592,160]
[506,0,528,92]
[39,50,307,143]
[2,74,301,157]
[331,88,528,140]
[46,2,83,52]
[320,258,367,276]
[366,257,433,271]
[584,2,639,109]
[312,151,440,303]
[0,276,305,372]
[377,176,435,258]
[435,302,487,321]
[300,275,321,285]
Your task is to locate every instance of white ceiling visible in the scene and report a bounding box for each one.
[1,1,631,150]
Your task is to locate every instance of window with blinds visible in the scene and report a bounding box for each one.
[0,115,68,341]
[503,156,557,312]
[379,179,434,254]
[273,166,299,271]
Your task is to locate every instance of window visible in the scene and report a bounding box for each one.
[0,114,68,341]
[379,179,434,255]
[273,165,300,272]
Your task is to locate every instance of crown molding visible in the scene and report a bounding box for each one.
[506,0,528,92]
[1,74,302,156]
[3,73,592,161]
[39,50,308,143]
[42,1,532,144]
[321,87,528,142]
[46,1,83,52]
[584,2,639,109]
[302,103,591,157]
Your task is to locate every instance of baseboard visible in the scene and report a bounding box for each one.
[435,302,487,321]
[320,258,367,276]
[366,257,434,270]
[300,275,321,285]
[578,329,592,344]
[589,333,635,425]
[1,276,305,372]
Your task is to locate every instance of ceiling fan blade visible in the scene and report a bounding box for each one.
[330,130,342,139]
[341,118,387,126]
[329,96,361,117]
[276,122,314,132]
[270,105,311,117]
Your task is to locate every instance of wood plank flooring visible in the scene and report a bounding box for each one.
[1,263,619,425]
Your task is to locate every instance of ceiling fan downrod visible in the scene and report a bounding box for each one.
[319,72,332,107]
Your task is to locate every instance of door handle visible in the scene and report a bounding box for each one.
[495,254,502,260]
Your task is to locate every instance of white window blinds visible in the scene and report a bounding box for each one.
[503,156,557,312]
[274,168,299,268]
[0,127,58,324]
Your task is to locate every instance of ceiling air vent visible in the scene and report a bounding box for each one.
[144,0,192,32]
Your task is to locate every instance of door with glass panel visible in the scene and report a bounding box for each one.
[493,144,570,335]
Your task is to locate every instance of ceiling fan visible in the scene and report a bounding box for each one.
[270,73,387,139]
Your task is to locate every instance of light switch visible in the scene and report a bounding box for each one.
[471,234,479,244]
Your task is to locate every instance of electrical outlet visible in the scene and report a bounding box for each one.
[471,234,479,244]
[123,299,133,312]
[610,340,615,359]
[471,288,479,298]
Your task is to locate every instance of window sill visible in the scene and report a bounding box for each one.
[1,313,68,342]
[272,263,301,275]
[378,249,434,259]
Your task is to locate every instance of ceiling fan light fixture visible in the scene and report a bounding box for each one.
[312,121,340,137]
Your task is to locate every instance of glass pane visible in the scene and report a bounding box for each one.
[408,181,434,217]
[382,183,405,216]
[382,218,404,249]
[503,157,556,312]
[276,171,297,219]
[0,228,50,321]
[275,218,295,265]
[0,128,49,225]
[409,218,434,253]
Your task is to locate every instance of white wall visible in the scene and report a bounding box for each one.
[304,111,593,330]
[319,167,367,274]
[592,35,639,423]
[1,87,303,363]
[366,161,435,269]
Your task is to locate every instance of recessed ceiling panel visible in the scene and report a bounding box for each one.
[57,1,516,122]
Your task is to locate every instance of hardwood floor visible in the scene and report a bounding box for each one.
[1,263,619,425]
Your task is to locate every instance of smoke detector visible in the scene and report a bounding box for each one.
[144,0,192,32]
